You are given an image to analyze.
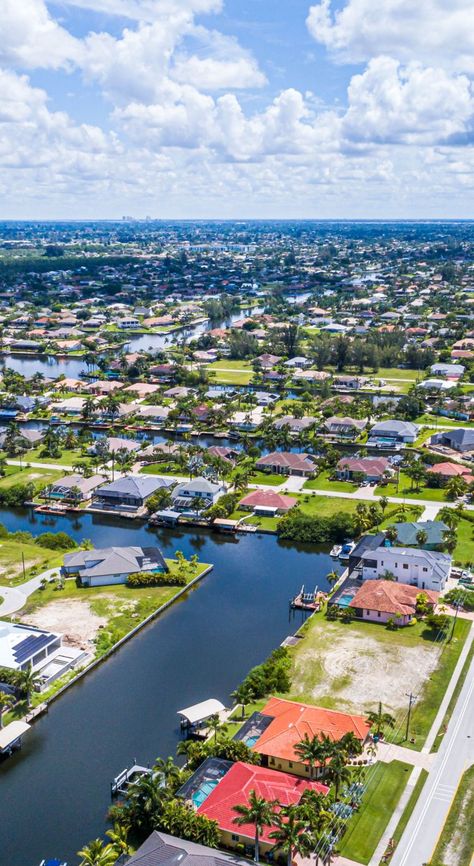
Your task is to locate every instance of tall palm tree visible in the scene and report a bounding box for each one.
[77,838,117,866]
[232,790,277,863]
[416,529,428,547]
[207,712,228,743]
[268,805,314,866]
[325,755,351,800]
[105,823,130,861]
[337,731,363,760]
[19,664,40,707]
[294,733,327,780]
[384,525,398,545]
[154,756,182,788]
[0,690,15,729]
[367,701,396,738]
[231,683,256,719]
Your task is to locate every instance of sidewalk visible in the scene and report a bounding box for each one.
[0,567,60,616]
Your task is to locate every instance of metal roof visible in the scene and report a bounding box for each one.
[177,698,225,725]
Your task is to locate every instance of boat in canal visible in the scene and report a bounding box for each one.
[330,544,342,557]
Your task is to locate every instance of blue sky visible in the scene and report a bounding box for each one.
[1,0,473,218]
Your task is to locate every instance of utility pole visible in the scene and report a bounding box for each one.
[405,692,416,742]
[21,551,26,582]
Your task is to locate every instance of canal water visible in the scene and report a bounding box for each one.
[0,509,339,866]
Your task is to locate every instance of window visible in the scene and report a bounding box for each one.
[366,610,371,615]
[403,564,408,570]
[269,757,275,764]
[377,611,381,617]
[305,765,309,773]
[232,835,240,842]
[288,762,293,768]
[423,567,428,572]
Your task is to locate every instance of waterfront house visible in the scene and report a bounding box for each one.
[62,544,168,587]
[426,461,474,485]
[123,382,160,398]
[239,697,370,779]
[274,415,317,434]
[368,419,418,445]
[88,436,141,455]
[255,451,317,477]
[171,477,224,510]
[430,428,474,453]
[0,621,87,687]
[44,473,106,503]
[323,416,367,438]
[388,520,450,549]
[192,760,328,856]
[348,580,438,626]
[238,490,297,514]
[360,545,451,591]
[91,475,172,513]
[430,363,465,379]
[126,831,251,866]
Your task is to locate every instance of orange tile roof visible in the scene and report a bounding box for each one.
[349,580,438,616]
[254,697,371,763]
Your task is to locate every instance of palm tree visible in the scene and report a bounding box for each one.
[154,756,182,788]
[326,571,339,586]
[207,712,228,743]
[0,690,15,729]
[268,805,314,866]
[337,731,363,760]
[379,495,389,515]
[367,701,396,738]
[294,733,327,780]
[231,683,256,719]
[77,839,117,866]
[19,664,40,707]
[384,525,398,545]
[415,529,428,548]
[325,754,351,800]
[105,823,130,861]
[232,790,277,863]
[438,507,461,532]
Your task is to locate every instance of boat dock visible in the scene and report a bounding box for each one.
[110,763,152,797]
[290,585,326,611]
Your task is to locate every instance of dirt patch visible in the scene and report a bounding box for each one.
[23,600,107,653]
[292,630,440,715]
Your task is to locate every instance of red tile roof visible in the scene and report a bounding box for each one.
[337,457,390,476]
[256,452,316,471]
[196,762,328,843]
[427,462,473,481]
[253,698,371,764]
[350,580,438,616]
[238,490,297,510]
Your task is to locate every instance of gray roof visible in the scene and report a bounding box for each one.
[172,477,222,497]
[371,419,418,436]
[127,831,250,866]
[392,520,449,546]
[95,474,171,499]
[437,428,474,447]
[63,545,166,577]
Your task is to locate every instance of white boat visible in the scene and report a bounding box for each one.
[330,544,342,557]
[339,541,355,561]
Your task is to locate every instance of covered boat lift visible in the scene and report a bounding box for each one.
[178,698,226,738]
[0,720,30,757]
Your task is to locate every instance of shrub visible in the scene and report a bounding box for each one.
[35,531,77,550]
[127,570,185,588]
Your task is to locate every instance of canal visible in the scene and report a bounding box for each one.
[0,509,340,866]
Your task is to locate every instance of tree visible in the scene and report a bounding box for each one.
[105,823,130,860]
[232,790,277,863]
[367,702,396,737]
[294,733,328,780]
[379,495,389,515]
[77,839,118,866]
[438,507,461,532]
[326,570,339,586]
[0,689,15,729]
[326,754,352,799]
[207,712,228,743]
[231,682,256,719]
[415,529,428,548]
[268,805,314,866]
[445,476,467,501]
[385,525,398,545]
[19,664,40,706]
[405,461,426,492]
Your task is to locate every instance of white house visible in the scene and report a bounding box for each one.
[62,545,168,587]
[171,477,224,510]
[360,546,451,591]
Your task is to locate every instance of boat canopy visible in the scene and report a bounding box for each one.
[0,720,30,752]
[177,698,225,725]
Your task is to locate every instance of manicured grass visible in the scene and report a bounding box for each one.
[303,470,359,493]
[0,465,63,492]
[339,760,412,865]
[431,635,474,752]
[228,507,278,532]
[291,493,362,517]
[415,414,474,428]
[25,447,93,467]
[430,765,474,866]
[205,359,253,370]
[206,359,254,385]
[249,471,283,486]
[379,504,424,528]
[453,517,474,565]
[376,472,447,501]
[0,539,64,586]
[139,462,185,476]
[386,768,428,860]
[377,368,422,381]
[226,699,267,738]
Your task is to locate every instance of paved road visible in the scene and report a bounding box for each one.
[0,567,60,616]
[391,626,474,866]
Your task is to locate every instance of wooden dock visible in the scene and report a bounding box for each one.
[111,763,152,797]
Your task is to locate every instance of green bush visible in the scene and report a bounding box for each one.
[278,510,354,544]
[239,647,291,699]
[127,569,185,588]
[35,531,77,550]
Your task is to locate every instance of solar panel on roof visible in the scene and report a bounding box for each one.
[14,634,53,664]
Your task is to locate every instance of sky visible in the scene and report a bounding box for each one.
[1,0,473,219]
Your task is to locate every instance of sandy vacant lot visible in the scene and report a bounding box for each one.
[291,625,440,715]
[24,600,107,653]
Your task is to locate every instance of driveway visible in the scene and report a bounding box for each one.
[0,567,60,616]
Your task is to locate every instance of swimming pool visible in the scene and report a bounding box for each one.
[244,735,259,747]
[338,593,355,608]
[192,780,219,808]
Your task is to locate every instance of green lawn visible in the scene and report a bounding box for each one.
[377,368,423,381]
[25,447,93,467]
[291,493,362,517]
[415,414,474,429]
[248,471,283,486]
[228,507,279,532]
[205,359,253,370]
[453,517,474,566]
[376,472,448,501]
[381,769,428,863]
[139,462,184,477]
[339,760,412,864]
[0,539,64,586]
[431,636,474,752]
[303,470,359,493]
[0,465,63,492]
[430,765,474,866]
[205,359,254,385]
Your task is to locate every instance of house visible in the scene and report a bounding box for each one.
[418,379,457,392]
[230,409,264,431]
[0,621,86,687]
[360,545,451,591]
[125,832,251,866]
[274,416,317,433]
[62,544,167,587]
[292,369,330,382]
[238,697,370,779]
[333,375,364,390]
[88,436,141,455]
[54,397,87,415]
[44,473,106,502]
[284,356,310,368]
[171,477,224,510]
[207,445,239,465]
[84,380,124,395]
[323,416,367,438]
[123,383,160,398]
[91,475,172,512]
[238,490,297,514]
[349,580,438,626]
[192,760,328,856]
[426,462,474,485]
[389,520,450,549]
[336,457,391,483]
[430,428,474,453]
[116,317,140,329]
[256,353,282,368]
[368,419,419,444]
[430,363,465,379]
[254,392,278,407]
[255,451,317,477]
[138,405,170,424]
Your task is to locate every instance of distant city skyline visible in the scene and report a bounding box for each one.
[1,0,473,219]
